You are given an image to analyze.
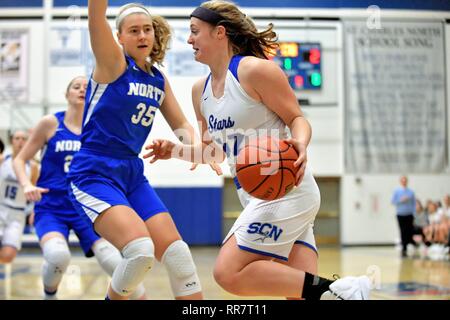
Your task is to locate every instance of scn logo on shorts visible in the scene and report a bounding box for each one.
[247,222,283,242]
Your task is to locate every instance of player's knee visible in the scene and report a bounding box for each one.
[92,239,122,276]
[122,237,155,263]
[111,237,154,296]
[1,249,17,263]
[161,240,202,297]
[121,237,155,274]
[42,237,71,270]
[128,283,146,300]
[213,262,238,294]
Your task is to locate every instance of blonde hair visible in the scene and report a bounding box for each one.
[116,3,171,66]
[65,76,86,96]
[200,0,278,59]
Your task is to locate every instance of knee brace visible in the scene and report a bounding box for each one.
[161,240,202,297]
[42,237,71,288]
[92,239,147,299]
[110,237,154,297]
[92,239,122,276]
[128,283,146,300]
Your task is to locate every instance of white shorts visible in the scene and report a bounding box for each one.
[0,205,26,251]
[224,166,321,261]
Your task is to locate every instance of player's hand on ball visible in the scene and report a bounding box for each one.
[284,138,307,186]
[144,139,175,163]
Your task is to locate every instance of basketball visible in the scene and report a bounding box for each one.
[236,136,299,201]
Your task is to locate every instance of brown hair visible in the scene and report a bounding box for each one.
[116,3,171,66]
[200,0,278,59]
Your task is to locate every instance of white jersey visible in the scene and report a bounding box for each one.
[200,56,321,260]
[428,211,443,224]
[440,207,450,219]
[201,55,288,177]
[0,154,30,210]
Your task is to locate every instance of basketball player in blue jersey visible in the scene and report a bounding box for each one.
[65,1,204,300]
[13,76,146,300]
[146,0,372,300]
[0,130,39,265]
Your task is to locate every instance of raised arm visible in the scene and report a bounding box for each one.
[88,0,126,83]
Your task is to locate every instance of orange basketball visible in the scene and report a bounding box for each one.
[236,136,299,201]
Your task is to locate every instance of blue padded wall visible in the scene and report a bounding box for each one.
[154,187,223,245]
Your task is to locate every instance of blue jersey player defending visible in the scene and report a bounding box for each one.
[66,1,204,300]
[13,76,146,300]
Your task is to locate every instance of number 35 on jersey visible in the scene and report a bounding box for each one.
[131,103,158,127]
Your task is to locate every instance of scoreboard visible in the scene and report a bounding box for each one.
[270,42,322,90]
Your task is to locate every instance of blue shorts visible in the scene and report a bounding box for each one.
[34,190,77,214]
[67,151,168,227]
[34,210,100,257]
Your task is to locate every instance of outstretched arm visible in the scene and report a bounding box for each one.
[144,77,225,171]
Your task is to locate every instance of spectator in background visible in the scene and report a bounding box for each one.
[413,199,428,241]
[432,195,449,251]
[441,195,450,255]
[423,201,443,243]
[391,176,416,257]
[412,199,429,258]
[423,200,447,260]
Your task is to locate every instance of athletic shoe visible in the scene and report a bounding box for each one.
[320,275,371,300]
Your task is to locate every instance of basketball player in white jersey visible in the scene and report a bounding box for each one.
[0,130,38,264]
[146,0,372,299]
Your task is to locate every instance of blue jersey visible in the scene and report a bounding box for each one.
[81,56,165,158]
[35,111,81,214]
[37,111,81,191]
[67,56,169,228]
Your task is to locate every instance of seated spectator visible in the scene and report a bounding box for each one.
[424,200,447,260]
[412,199,428,244]
[436,195,449,256]
[423,201,443,243]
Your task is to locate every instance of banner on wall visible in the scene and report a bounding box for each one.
[50,26,94,75]
[50,25,207,77]
[0,29,29,102]
[344,21,447,173]
[164,27,209,77]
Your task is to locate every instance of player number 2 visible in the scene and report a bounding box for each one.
[64,155,73,173]
[131,103,158,127]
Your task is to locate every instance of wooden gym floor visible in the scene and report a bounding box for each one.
[0,245,449,300]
